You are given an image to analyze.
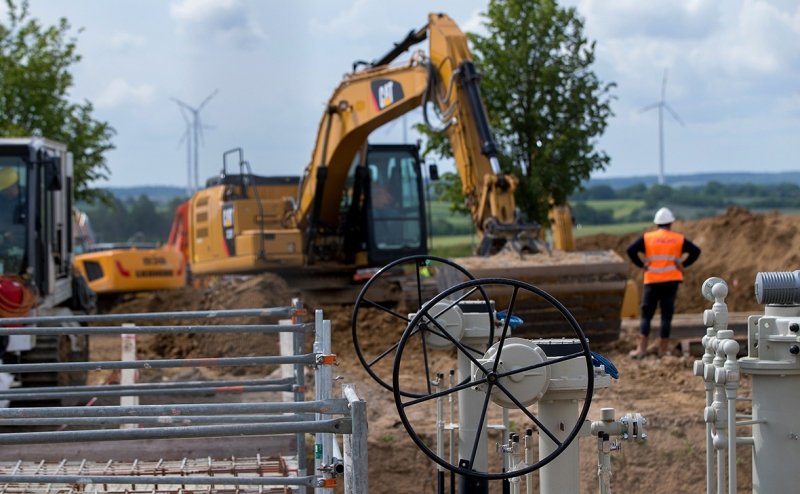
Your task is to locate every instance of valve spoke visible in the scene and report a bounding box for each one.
[491,286,519,373]
[495,351,586,380]
[422,312,490,372]
[494,380,562,447]
[401,376,485,408]
[468,382,494,468]
[361,297,410,322]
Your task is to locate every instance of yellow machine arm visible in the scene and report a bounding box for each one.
[297,13,540,256]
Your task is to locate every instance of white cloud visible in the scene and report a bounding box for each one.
[95,79,155,109]
[169,0,264,49]
[458,8,486,36]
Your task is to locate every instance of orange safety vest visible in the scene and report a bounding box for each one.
[643,229,685,284]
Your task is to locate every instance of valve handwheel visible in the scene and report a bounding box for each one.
[352,255,493,398]
[392,278,594,479]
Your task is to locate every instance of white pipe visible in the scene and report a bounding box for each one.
[597,434,612,494]
[435,375,445,474]
[539,399,580,494]
[524,430,533,494]
[457,339,488,472]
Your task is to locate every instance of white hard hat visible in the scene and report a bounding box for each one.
[653,207,675,225]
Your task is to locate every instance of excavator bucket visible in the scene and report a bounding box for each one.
[448,250,629,343]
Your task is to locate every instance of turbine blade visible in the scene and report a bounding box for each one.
[197,89,219,112]
[661,68,668,101]
[639,102,660,113]
[664,104,685,126]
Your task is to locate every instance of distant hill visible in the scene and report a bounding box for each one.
[586,171,800,189]
[104,185,187,203]
[105,171,800,203]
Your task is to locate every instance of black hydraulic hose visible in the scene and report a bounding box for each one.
[305,107,336,263]
[459,61,499,159]
[370,26,428,68]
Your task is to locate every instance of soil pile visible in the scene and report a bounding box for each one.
[109,274,293,372]
[577,207,800,313]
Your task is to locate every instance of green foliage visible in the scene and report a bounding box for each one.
[82,193,185,244]
[470,0,615,224]
[571,181,800,226]
[430,172,468,215]
[0,0,115,204]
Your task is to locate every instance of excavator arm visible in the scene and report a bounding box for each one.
[296,13,541,256]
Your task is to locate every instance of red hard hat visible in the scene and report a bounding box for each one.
[0,277,24,305]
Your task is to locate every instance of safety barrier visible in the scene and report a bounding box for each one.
[0,301,367,493]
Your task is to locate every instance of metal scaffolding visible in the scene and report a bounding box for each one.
[0,301,368,493]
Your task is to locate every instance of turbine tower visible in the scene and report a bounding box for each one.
[172,89,218,194]
[640,69,684,185]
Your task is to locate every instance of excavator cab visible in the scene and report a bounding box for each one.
[363,144,427,264]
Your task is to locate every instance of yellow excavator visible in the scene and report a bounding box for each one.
[190,14,543,275]
[183,13,627,337]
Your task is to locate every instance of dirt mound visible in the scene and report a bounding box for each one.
[110,274,294,373]
[576,207,800,313]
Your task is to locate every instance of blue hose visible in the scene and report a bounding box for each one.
[591,352,619,379]
[496,311,523,328]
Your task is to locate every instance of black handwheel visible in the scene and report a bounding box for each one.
[352,255,494,398]
[392,278,594,480]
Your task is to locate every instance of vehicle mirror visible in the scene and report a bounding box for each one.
[428,163,439,181]
[45,158,62,191]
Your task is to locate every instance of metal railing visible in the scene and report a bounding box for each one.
[0,300,368,493]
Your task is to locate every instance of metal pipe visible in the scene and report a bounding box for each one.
[0,418,351,445]
[0,413,316,426]
[0,399,350,418]
[0,383,295,400]
[0,474,317,487]
[0,354,317,373]
[0,323,312,335]
[320,317,334,493]
[0,376,295,395]
[0,307,293,325]
[292,297,308,494]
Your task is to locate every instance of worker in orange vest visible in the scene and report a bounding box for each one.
[626,207,701,358]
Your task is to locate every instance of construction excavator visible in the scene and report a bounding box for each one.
[182,13,627,337]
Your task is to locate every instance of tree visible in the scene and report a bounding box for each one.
[417,0,615,225]
[0,0,115,203]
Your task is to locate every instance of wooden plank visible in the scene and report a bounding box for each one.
[0,434,297,462]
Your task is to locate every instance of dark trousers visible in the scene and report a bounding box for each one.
[640,281,680,339]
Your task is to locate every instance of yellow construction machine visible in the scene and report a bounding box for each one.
[182,13,627,338]
[189,14,544,276]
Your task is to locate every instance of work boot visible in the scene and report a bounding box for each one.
[657,338,672,357]
[628,335,648,359]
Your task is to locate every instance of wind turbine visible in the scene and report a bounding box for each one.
[640,69,684,185]
[172,89,219,194]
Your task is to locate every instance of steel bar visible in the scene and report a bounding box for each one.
[0,384,294,400]
[0,354,317,373]
[0,399,350,418]
[0,377,295,396]
[0,418,351,445]
[0,323,313,336]
[0,307,294,325]
[7,414,312,427]
[0,474,316,487]
[0,413,316,427]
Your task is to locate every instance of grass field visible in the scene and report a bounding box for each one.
[581,199,646,220]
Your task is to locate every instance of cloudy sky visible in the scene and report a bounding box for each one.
[6,0,799,189]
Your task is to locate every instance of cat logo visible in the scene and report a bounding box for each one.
[371,79,404,111]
